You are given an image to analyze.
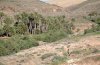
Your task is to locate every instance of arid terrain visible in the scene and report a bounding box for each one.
[0,0,63,16]
[0,34,100,65]
[48,0,87,7]
[0,0,100,65]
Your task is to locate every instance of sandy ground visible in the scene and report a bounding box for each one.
[48,0,87,7]
[0,34,100,65]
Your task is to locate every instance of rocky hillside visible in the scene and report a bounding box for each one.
[0,0,63,16]
[42,0,100,17]
[66,0,100,17]
[0,0,100,17]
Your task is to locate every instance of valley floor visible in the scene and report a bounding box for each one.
[0,34,100,65]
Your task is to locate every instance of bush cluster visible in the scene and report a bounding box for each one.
[0,12,72,37]
[84,12,100,34]
[0,12,73,56]
[0,35,39,56]
[34,30,68,42]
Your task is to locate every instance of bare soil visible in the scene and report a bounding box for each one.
[0,34,100,65]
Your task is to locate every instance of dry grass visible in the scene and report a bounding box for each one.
[0,0,63,16]
[75,55,100,65]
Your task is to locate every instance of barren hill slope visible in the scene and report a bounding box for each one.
[48,0,87,8]
[46,0,100,17]
[0,0,63,15]
[66,0,100,16]
[0,0,100,17]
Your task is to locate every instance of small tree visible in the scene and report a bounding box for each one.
[15,22,27,34]
[2,16,14,36]
[3,25,14,36]
[4,17,13,25]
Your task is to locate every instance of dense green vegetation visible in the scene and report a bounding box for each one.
[0,12,72,36]
[33,30,68,42]
[0,11,100,56]
[0,35,39,56]
[0,12,73,56]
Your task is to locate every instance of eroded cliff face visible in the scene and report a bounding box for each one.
[48,0,87,7]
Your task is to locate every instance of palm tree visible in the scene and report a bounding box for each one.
[28,13,35,34]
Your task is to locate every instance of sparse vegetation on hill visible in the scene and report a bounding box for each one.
[84,12,100,34]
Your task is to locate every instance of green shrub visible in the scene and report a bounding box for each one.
[34,30,68,42]
[0,35,39,56]
[51,55,67,65]
[0,40,11,56]
[10,35,39,50]
[41,53,56,60]
[84,12,100,34]
[15,22,27,34]
[94,56,100,61]
[84,25,100,34]
[0,62,4,65]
